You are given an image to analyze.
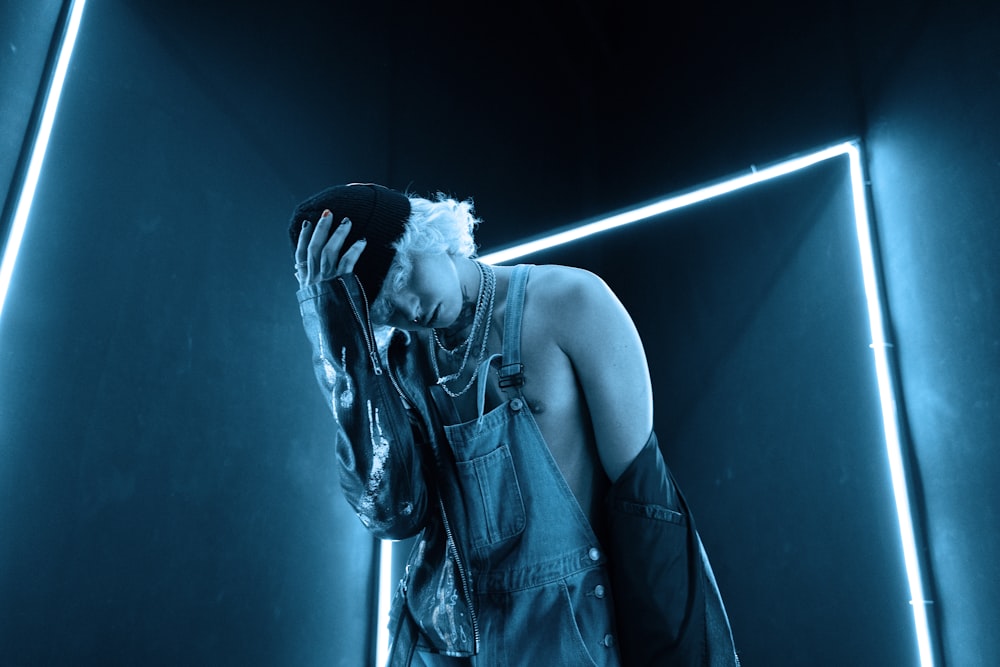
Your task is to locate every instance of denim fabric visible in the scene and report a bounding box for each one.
[398,265,621,666]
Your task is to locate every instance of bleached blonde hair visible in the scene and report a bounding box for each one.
[370,193,479,324]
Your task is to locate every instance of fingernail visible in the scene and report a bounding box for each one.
[359,238,368,244]
[301,220,310,230]
[322,209,332,218]
[341,217,350,225]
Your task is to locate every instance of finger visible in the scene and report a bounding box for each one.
[319,217,353,277]
[307,210,336,279]
[295,217,316,262]
[337,238,368,276]
[294,219,317,287]
[295,219,312,270]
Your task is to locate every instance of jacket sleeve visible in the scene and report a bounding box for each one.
[297,275,428,540]
[606,431,740,666]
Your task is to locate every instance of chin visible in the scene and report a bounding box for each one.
[445,301,465,327]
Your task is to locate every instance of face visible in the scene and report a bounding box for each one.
[372,253,464,331]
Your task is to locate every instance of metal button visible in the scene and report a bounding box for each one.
[509,398,523,411]
[602,634,615,648]
[593,584,606,599]
[588,547,601,562]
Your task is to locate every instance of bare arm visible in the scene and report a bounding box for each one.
[550,267,654,482]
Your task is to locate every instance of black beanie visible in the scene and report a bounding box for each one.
[289,183,411,300]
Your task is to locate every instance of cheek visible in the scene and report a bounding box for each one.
[372,295,410,329]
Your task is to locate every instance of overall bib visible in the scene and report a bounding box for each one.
[413,265,622,666]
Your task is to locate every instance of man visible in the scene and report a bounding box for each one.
[290,183,738,666]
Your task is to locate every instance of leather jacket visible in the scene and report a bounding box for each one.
[298,275,478,657]
[298,274,430,539]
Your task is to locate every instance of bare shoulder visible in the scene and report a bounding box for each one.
[525,263,605,290]
[525,264,616,309]
[524,264,634,342]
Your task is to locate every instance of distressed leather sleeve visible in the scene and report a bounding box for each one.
[297,275,428,540]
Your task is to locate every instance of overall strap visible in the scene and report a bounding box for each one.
[498,264,531,396]
[476,353,503,420]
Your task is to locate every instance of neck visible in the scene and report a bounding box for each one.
[437,258,486,349]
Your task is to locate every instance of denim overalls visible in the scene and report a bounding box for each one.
[297,264,737,665]
[403,265,622,666]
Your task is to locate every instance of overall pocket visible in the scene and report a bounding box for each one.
[454,443,526,549]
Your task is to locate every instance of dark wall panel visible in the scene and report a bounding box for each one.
[0,3,378,665]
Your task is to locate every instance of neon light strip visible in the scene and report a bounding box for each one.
[378,140,935,666]
[845,143,935,667]
[479,143,850,265]
[374,538,395,665]
[0,0,88,322]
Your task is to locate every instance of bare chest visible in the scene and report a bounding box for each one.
[423,320,607,524]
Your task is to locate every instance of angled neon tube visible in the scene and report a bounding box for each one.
[0,0,88,323]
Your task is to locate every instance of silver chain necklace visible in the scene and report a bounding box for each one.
[431,259,484,357]
[428,261,496,398]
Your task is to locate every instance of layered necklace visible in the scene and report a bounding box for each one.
[428,260,497,398]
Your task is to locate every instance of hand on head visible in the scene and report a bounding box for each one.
[294,209,368,289]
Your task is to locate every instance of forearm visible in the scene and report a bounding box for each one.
[297,274,427,539]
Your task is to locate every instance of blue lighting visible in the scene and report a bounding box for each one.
[374,140,935,666]
[375,538,394,665]
[478,143,855,265]
[845,143,936,667]
[0,0,88,323]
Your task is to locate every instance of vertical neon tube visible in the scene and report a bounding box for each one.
[846,142,935,667]
[375,538,394,665]
[0,0,88,322]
